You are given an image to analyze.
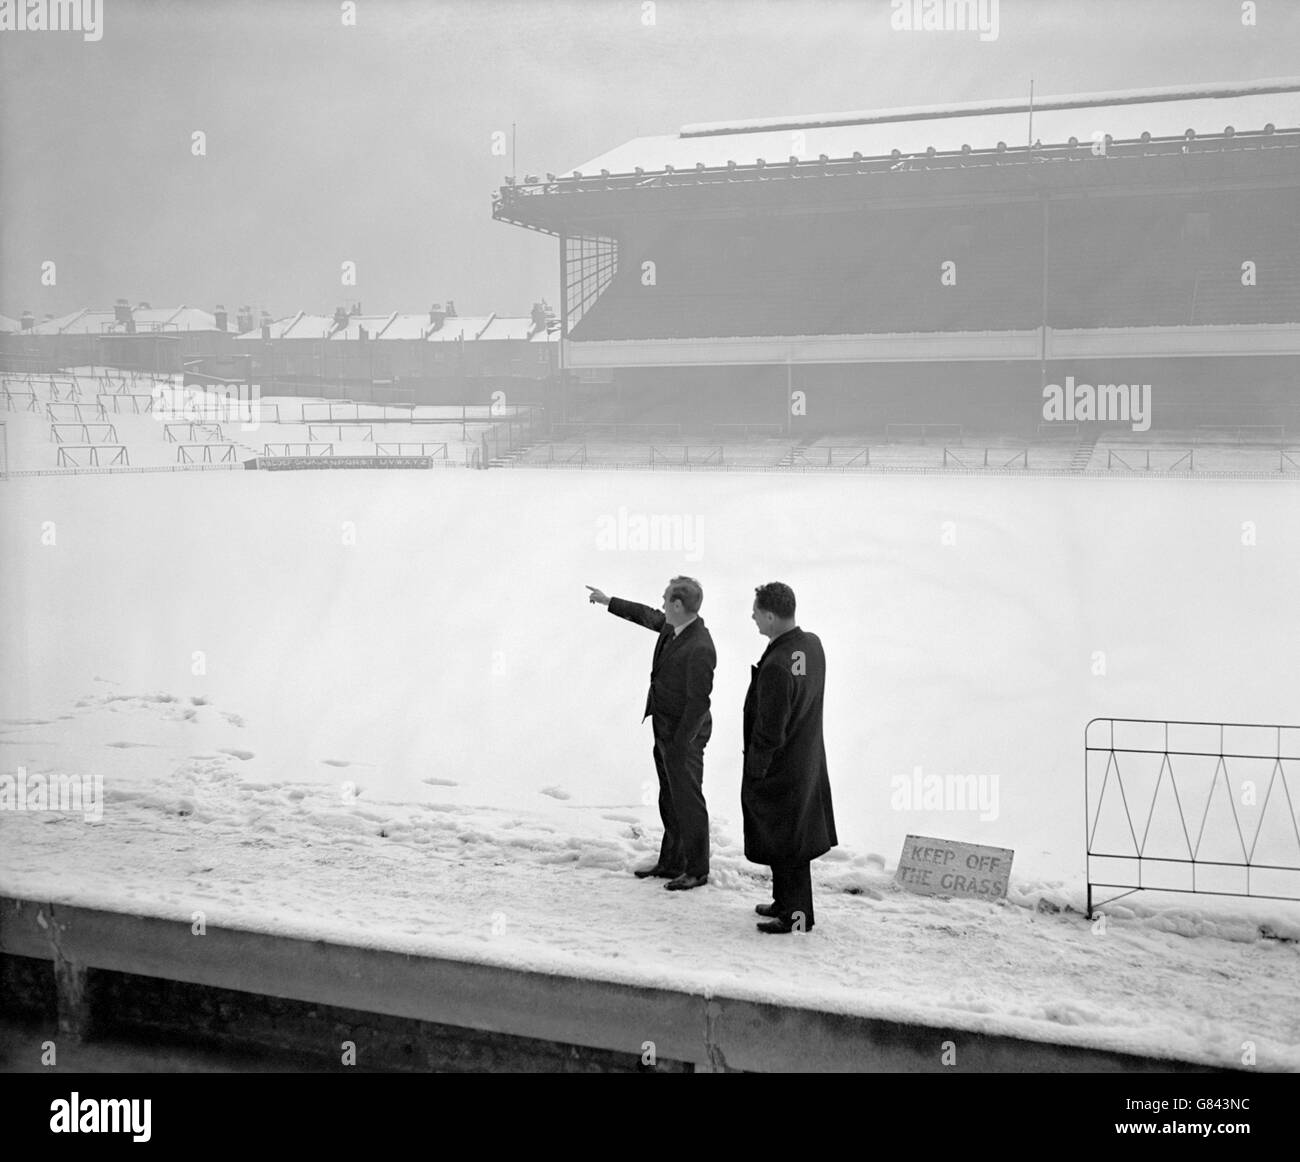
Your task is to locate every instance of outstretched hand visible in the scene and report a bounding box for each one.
[585,585,610,606]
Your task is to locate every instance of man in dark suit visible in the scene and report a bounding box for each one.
[587,577,715,890]
[742,582,837,933]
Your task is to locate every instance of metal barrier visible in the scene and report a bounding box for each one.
[97,393,156,415]
[1036,422,1079,439]
[650,445,723,467]
[165,423,224,443]
[308,423,374,442]
[886,423,964,444]
[710,423,786,439]
[56,445,129,467]
[374,443,449,459]
[943,447,1028,469]
[2,389,40,413]
[1085,717,1300,917]
[550,422,681,440]
[177,444,238,464]
[1195,425,1286,445]
[47,402,106,423]
[50,423,118,444]
[263,443,336,457]
[1106,448,1196,471]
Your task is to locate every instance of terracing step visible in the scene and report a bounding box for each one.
[489,441,537,468]
[1069,431,1100,471]
[776,436,816,467]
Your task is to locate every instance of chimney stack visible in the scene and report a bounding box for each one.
[260,309,272,341]
[332,305,349,333]
[428,302,446,331]
[237,305,254,334]
[214,304,228,333]
[445,299,457,318]
[20,310,35,331]
[113,298,132,327]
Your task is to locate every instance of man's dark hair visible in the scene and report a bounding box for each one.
[667,575,703,614]
[754,582,796,619]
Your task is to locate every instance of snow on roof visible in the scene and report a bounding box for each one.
[0,314,21,333]
[378,313,442,341]
[425,316,497,341]
[235,313,335,340]
[329,313,400,341]
[28,307,223,335]
[477,316,537,342]
[568,78,1300,176]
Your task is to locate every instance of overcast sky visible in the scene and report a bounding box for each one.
[2,0,1297,321]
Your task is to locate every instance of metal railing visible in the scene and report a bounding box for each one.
[50,423,118,444]
[56,445,129,468]
[374,443,449,459]
[1085,717,1300,917]
[886,423,964,444]
[263,443,336,457]
[165,423,224,443]
[650,444,723,467]
[943,447,1028,469]
[308,423,375,442]
[177,444,238,464]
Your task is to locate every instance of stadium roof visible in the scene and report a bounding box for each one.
[565,78,1300,176]
[28,306,224,335]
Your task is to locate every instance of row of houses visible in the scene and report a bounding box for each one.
[0,300,560,403]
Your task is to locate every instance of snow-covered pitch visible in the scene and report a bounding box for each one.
[1,467,1298,1069]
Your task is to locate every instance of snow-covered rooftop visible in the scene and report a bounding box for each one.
[27,307,224,336]
[567,78,1300,176]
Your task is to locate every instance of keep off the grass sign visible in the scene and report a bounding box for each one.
[895,835,1013,901]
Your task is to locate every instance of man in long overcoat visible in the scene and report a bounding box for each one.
[743,581,837,932]
[587,577,715,890]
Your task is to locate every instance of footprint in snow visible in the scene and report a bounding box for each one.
[105,741,156,748]
[540,786,571,800]
[218,748,255,761]
[422,777,459,786]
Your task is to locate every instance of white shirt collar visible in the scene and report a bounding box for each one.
[673,614,698,637]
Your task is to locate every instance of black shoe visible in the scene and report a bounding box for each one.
[633,864,682,879]
[756,917,813,934]
[665,873,709,891]
[755,902,779,917]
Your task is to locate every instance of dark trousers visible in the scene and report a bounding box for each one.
[771,862,814,929]
[651,716,710,877]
